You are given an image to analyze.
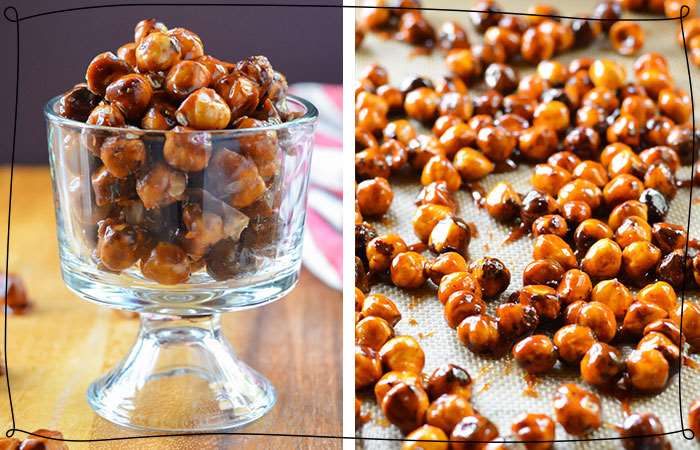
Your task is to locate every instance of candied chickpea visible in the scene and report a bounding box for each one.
[381,381,430,433]
[450,415,500,450]
[581,238,622,279]
[438,21,470,51]
[96,220,147,271]
[563,127,602,161]
[557,269,592,305]
[375,370,423,406]
[532,214,568,238]
[622,301,669,337]
[404,87,440,122]
[379,336,425,374]
[141,98,177,130]
[390,251,427,289]
[638,68,673,100]
[608,149,648,179]
[445,49,480,80]
[625,348,669,393]
[503,93,537,120]
[355,147,391,180]
[426,394,475,434]
[532,234,577,270]
[356,316,394,351]
[640,188,669,224]
[593,1,622,32]
[429,216,471,256]
[520,127,559,162]
[452,148,495,181]
[511,413,555,450]
[638,331,680,364]
[402,425,449,450]
[649,222,688,254]
[439,124,477,156]
[518,285,561,321]
[580,342,624,387]
[558,179,602,212]
[408,134,448,170]
[496,303,539,340]
[136,162,187,209]
[361,293,401,326]
[591,279,633,319]
[484,27,521,60]
[589,58,626,90]
[433,115,464,138]
[162,126,212,172]
[457,314,500,354]
[416,181,456,211]
[438,271,481,304]
[575,301,617,342]
[553,324,596,364]
[607,115,643,149]
[484,62,519,94]
[521,28,555,64]
[84,52,132,96]
[469,0,504,33]
[356,177,393,218]
[377,85,404,112]
[135,31,181,72]
[553,384,601,435]
[574,219,613,253]
[1,273,30,312]
[533,101,570,133]
[140,242,191,285]
[425,252,468,285]
[573,161,608,188]
[530,164,571,197]
[359,63,389,89]
[439,93,473,121]
[609,22,644,56]
[620,412,670,450]
[166,27,203,61]
[637,281,677,313]
[426,363,473,401]
[366,235,408,273]
[548,151,581,173]
[384,119,417,145]
[523,258,565,288]
[485,182,521,222]
[444,291,487,329]
[678,302,700,350]
[469,256,510,299]
[215,73,263,119]
[412,204,452,242]
[175,87,230,130]
[608,200,648,231]
[615,216,652,248]
[639,146,681,173]
[99,136,146,179]
[658,87,691,124]
[513,335,557,374]
[603,174,645,208]
[644,163,677,199]
[476,125,516,162]
[421,156,461,191]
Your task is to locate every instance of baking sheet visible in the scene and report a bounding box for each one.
[356,1,700,448]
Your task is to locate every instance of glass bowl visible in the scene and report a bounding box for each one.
[44,94,318,431]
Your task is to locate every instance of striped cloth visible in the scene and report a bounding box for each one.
[290,83,342,290]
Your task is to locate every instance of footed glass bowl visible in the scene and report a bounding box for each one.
[45,94,317,431]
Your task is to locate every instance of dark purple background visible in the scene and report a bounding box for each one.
[0,0,342,164]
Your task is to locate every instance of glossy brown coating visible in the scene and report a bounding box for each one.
[165,60,212,102]
[390,251,428,289]
[421,156,462,191]
[574,219,613,253]
[620,412,671,450]
[402,425,449,450]
[457,314,500,354]
[366,235,408,273]
[453,148,495,181]
[513,335,557,374]
[162,126,213,172]
[381,381,430,433]
[361,293,402,327]
[57,84,101,122]
[425,252,468,285]
[581,238,622,279]
[590,279,633,319]
[557,269,592,305]
[85,52,132,96]
[167,27,204,60]
[553,383,602,435]
[610,22,644,56]
[553,324,596,364]
[625,348,669,393]
[379,336,425,374]
[485,182,521,222]
[136,161,187,210]
[208,148,265,209]
[530,164,572,197]
[426,363,473,401]
[413,204,453,242]
[445,291,487,329]
[356,316,394,351]
[469,256,510,299]
[450,415,500,450]
[140,241,190,284]
[580,342,624,387]
[426,394,475,434]
[511,413,555,450]
[135,31,181,72]
[532,234,577,270]
[357,177,393,218]
[518,285,561,322]
[175,88,231,130]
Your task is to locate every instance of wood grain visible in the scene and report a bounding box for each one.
[0,166,342,449]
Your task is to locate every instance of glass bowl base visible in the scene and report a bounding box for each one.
[86,314,276,432]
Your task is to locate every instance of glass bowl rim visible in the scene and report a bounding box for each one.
[44,94,318,135]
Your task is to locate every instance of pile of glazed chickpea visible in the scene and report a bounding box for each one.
[355,1,700,448]
[56,19,294,284]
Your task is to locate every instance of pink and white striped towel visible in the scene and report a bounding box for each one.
[290,83,342,290]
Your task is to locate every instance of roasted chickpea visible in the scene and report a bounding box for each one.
[1,273,30,313]
[439,93,474,122]
[518,285,561,322]
[615,216,652,249]
[521,27,555,64]
[638,331,680,365]
[404,87,440,123]
[450,415,500,450]
[384,119,417,146]
[638,68,673,100]
[366,235,408,274]
[444,290,487,329]
[452,148,495,182]
[99,136,146,179]
[356,256,369,293]
[421,156,461,191]
[475,125,516,162]
[416,181,456,211]
[532,215,568,238]
[361,293,401,326]
[375,370,423,406]
[469,0,504,33]
[625,348,669,393]
[438,271,481,305]
[581,238,622,279]
[483,63,519,95]
[413,196,457,237]
[429,216,471,256]
[135,162,187,209]
[510,413,555,450]
[513,335,557,374]
[208,148,265,208]
[620,412,670,450]
[637,281,677,313]
[141,98,177,130]
[534,100,570,133]
[381,381,430,433]
[644,163,677,199]
[390,251,427,289]
[639,146,681,174]
[467,257,510,299]
[496,303,539,340]
[445,49,480,80]
[160,126,213,172]
[678,302,700,350]
[408,135,448,170]
[84,51,132,97]
[426,363,473,401]
[425,252,468,285]
[558,179,603,211]
[656,248,689,289]
[608,149,648,180]
[379,336,425,374]
[433,115,464,139]
[622,301,669,337]
[457,314,500,354]
[532,234,577,270]
[548,151,581,173]
[593,1,622,32]
[530,164,571,197]
[402,425,449,450]
[573,219,613,254]
[523,259,565,288]
[553,324,596,364]
[602,175,644,208]
[438,20,470,51]
[609,22,644,56]
[580,342,624,387]
[140,241,190,284]
[553,384,601,435]
[356,316,394,351]
[572,162,607,189]
[503,93,537,120]
[426,394,475,434]
[485,182,521,222]
[173,87,231,130]
[575,301,617,342]
[563,127,602,161]
[96,220,147,271]
[591,279,633,320]
[438,124,476,157]
[557,269,592,305]
[356,177,393,218]
[135,31,181,73]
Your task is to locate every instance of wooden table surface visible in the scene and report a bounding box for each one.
[0,166,342,450]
